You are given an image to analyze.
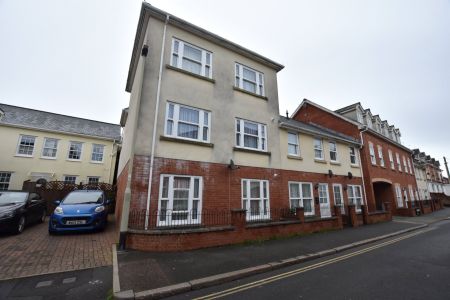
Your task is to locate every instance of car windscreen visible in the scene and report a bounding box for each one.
[62,192,103,205]
[0,192,28,205]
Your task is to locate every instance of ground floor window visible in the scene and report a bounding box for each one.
[348,185,363,212]
[289,182,314,216]
[158,175,202,226]
[395,185,403,208]
[242,179,270,221]
[333,184,345,214]
[87,176,100,184]
[64,175,77,185]
[0,172,12,191]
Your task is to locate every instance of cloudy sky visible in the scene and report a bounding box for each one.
[0,0,449,169]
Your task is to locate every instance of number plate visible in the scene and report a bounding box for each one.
[66,220,86,225]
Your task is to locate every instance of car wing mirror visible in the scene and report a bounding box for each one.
[54,200,61,206]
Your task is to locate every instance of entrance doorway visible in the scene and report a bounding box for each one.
[373,181,394,211]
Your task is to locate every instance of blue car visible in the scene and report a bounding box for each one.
[49,190,109,234]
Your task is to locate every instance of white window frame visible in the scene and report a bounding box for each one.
[402,156,408,174]
[157,174,203,227]
[396,153,402,171]
[16,135,36,157]
[395,185,403,208]
[87,176,100,184]
[235,118,267,151]
[67,141,83,161]
[329,141,338,162]
[348,185,363,213]
[242,179,270,221]
[235,63,265,96]
[314,138,324,160]
[288,182,314,216]
[407,158,413,174]
[91,144,105,163]
[0,172,12,191]
[377,145,385,167]
[388,150,394,170]
[41,137,58,159]
[368,142,376,165]
[409,185,415,202]
[349,146,358,165]
[63,175,77,185]
[287,132,300,156]
[165,102,211,143]
[332,184,345,214]
[170,38,212,78]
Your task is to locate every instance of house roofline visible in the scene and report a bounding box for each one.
[125,3,285,93]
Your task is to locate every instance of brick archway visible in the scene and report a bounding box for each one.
[373,181,394,211]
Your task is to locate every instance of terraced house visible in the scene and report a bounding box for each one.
[0,103,121,190]
[116,4,381,251]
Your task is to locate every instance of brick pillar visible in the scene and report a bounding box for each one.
[296,207,305,223]
[361,205,369,225]
[231,209,246,231]
[348,205,358,227]
[384,202,392,221]
[334,206,343,229]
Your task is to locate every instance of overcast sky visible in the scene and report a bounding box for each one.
[0,0,449,170]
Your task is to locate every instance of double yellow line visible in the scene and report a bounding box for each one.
[194,229,429,300]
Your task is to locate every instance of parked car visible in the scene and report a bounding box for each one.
[0,191,47,234]
[48,190,110,234]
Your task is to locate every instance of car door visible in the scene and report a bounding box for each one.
[28,193,42,222]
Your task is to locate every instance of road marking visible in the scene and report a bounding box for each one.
[36,280,53,288]
[194,229,430,300]
[63,277,77,284]
[393,220,425,225]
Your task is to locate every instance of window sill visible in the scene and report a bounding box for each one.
[287,155,303,160]
[166,64,215,83]
[330,161,341,166]
[67,159,82,162]
[233,86,268,101]
[14,154,33,158]
[314,158,327,164]
[233,146,271,156]
[350,164,360,168]
[160,135,214,148]
[90,161,104,164]
[40,156,57,160]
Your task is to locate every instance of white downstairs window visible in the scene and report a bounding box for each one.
[235,63,265,96]
[158,175,202,227]
[165,102,211,143]
[333,184,345,214]
[0,172,12,191]
[242,179,270,221]
[289,182,314,216]
[171,39,212,78]
[348,185,363,213]
[235,119,267,151]
[395,184,403,208]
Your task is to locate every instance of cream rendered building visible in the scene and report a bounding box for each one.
[0,103,121,190]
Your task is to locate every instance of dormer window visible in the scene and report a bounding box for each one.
[356,111,364,123]
[365,116,373,129]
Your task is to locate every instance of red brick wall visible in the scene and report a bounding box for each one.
[115,160,129,226]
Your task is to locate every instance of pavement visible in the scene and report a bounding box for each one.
[114,207,450,299]
[0,214,116,280]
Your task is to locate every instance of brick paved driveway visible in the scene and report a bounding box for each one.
[0,215,116,280]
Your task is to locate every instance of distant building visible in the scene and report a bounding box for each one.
[0,103,121,190]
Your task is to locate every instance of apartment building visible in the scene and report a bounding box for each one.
[0,103,121,190]
[292,100,419,216]
[116,4,373,251]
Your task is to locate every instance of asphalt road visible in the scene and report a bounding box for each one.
[0,266,112,300]
[170,220,450,300]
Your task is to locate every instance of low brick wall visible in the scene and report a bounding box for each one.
[366,211,391,224]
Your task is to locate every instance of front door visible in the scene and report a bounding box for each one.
[318,183,331,218]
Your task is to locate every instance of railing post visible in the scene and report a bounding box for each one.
[333,206,343,229]
[347,204,358,227]
[231,209,246,231]
[296,207,305,223]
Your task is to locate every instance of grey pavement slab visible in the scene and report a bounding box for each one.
[118,219,427,293]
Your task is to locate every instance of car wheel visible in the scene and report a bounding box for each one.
[39,210,47,223]
[16,216,26,234]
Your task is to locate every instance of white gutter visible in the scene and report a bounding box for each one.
[145,15,170,230]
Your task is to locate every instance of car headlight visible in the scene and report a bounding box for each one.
[54,206,64,215]
[95,206,105,213]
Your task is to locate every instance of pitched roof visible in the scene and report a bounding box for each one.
[279,116,361,145]
[0,103,121,141]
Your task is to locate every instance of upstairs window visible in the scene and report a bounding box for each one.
[68,142,82,160]
[171,39,212,78]
[42,138,58,158]
[395,185,403,207]
[17,135,36,156]
[368,142,376,165]
[91,144,105,162]
[236,119,267,151]
[349,146,358,165]
[388,150,394,169]
[165,102,211,143]
[402,156,408,173]
[377,145,385,167]
[314,138,324,160]
[287,132,300,156]
[235,63,265,96]
[329,141,338,162]
[396,153,402,171]
[407,158,413,174]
